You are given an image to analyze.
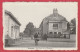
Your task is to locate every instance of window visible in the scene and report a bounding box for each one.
[49,32,53,34]
[58,32,61,35]
[53,24,58,29]
[54,32,57,34]
[58,32,62,37]
[11,26,13,37]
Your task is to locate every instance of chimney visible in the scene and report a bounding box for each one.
[53,8,58,16]
[53,8,58,14]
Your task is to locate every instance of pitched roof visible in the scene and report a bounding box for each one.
[43,9,67,22]
[44,13,67,22]
[5,10,21,26]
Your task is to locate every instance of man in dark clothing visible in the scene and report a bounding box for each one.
[34,33,38,38]
[34,33,39,46]
[44,34,48,41]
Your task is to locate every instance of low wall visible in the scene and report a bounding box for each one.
[47,34,76,42]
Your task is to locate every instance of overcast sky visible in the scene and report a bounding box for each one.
[3,2,78,32]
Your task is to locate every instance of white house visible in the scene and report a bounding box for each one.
[4,10,21,40]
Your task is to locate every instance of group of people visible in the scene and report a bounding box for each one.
[34,33,48,46]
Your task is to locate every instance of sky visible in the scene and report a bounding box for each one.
[3,2,78,32]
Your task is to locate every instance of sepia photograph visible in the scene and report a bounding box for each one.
[3,2,78,50]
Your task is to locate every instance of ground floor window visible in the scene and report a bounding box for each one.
[58,32,61,35]
[49,32,53,34]
[54,32,57,34]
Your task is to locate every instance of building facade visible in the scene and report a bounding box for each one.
[4,10,21,40]
[40,9,70,38]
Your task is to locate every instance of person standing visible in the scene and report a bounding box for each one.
[44,34,48,41]
[34,33,39,46]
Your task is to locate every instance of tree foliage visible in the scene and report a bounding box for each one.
[71,18,76,26]
[70,18,76,34]
[24,22,35,36]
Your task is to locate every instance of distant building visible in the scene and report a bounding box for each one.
[4,10,21,40]
[40,9,70,38]
[34,28,41,35]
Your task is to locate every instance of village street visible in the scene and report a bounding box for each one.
[4,3,77,49]
[11,37,76,47]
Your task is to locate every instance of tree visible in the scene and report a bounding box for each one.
[70,18,76,34]
[71,18,76,26]
[24,22,35,36]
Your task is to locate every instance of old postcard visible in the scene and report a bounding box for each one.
[3,2,78,50]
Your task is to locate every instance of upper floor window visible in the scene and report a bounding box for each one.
[53,24,58,29]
